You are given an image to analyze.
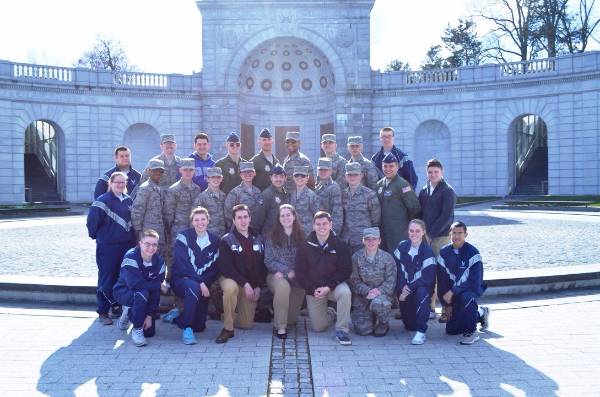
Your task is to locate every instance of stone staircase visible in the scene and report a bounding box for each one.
[24,153,62,203]
[512,148,548,196]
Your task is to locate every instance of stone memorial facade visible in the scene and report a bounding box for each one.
[0,0,599,204]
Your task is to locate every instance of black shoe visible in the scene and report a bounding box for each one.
[109,305,122,319]
[215,328,234,344]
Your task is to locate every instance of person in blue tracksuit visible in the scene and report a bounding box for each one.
[87,172,137,325]
[94,146,142,199]
[190,132,216,191]
[393,219,436,345]
[112,229,167,347]
[371,127,418,189]
[437,221,490,345]
[171,207,220,345]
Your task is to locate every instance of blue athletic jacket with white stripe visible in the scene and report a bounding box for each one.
[436,242,486,298]
[86,191,136,245]
[93,165,141,199]
[393,240,436,294]
[172,228,220,286]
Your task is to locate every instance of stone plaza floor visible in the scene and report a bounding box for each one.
[1,288,599,397]
[2,205,599,278]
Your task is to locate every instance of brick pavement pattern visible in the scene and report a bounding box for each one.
[1,290,599,396]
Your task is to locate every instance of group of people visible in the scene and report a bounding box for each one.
[86,127,489,347]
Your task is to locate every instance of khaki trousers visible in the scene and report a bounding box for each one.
[266,274,305,330]
[220,277,257,331]
[306,282,351,333]
[430,235,451,311]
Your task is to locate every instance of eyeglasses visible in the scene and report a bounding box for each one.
[228,142,241,147]
[142,242,159,248]
[293,174,308,178]
[112,181,126,185]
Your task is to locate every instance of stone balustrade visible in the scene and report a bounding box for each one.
[372,51,600,89]
[0,60,201,92]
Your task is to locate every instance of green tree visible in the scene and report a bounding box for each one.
[385,59,411,71]
[442,18,484,67]
[420,45,447,70]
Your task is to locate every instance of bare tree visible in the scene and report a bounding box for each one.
[477,0,541,62]
[75,35,138,72]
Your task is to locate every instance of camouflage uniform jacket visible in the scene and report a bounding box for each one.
[254,185,288,236]
[131,179,167,239]
[224,182,263,230]
[140,153,182,188]
[377,175,421,253]
[315,178,343,235]
[290,187,320,236]
[251,151,280,191]
[341,185,381,247]
[350,248,397,298]
[282,151,314,191]
[164,180,202,239]
[193,188,226,237]
[348,154,380,191]
[215,155,247,195]
[328,152,347,186]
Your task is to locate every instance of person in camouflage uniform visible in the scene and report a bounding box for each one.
[290,166,320,236]
[377,153,421,254]
[224,162,263,230]
[251,128,280,191]
[131,159,168,256]
[315,158,343,235]
[341,162,381,254]
[350,227,397,337]
[320,134,347,186]
[347,135,379,191]
[282,131,314,191]
[254,164,288,236]
[163,158,202,278]
[215,132,247,195]
[140,134,181,188]
[193,167,226,237]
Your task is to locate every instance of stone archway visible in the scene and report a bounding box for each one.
[122,123,161,170]
[508,114,548,195]
[413,120,452,185]
[23,120,65,202]
[236,37,336,162]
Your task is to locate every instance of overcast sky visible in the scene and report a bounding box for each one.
[0,0,536,74]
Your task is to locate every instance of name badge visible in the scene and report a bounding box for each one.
[384,190,392,197]
[253,244,261,252]
[229,168,235,175]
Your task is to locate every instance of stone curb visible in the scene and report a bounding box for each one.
[2,264,600,304]
[491,204,600,212]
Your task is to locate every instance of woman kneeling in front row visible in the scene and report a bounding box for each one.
[393,219,436,345]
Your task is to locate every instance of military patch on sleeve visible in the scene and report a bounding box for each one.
[402,186,412,193]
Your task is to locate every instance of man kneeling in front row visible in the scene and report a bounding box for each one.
[295,211,353,345]
[113,229,167,347]
[437,221,490,345]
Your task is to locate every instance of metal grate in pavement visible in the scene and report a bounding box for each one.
[267,318,315,396]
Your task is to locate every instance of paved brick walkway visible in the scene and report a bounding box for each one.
[1,289,599,396]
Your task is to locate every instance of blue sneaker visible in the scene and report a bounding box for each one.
[182,327,197,345]
[162,307,180,323]
[335,330,352,346]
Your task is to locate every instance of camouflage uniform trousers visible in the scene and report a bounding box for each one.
[351,294,393,336]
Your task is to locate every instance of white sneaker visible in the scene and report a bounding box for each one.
[117,307,130,330]
[411,331,426,345]
[460,331,480,345]
[131,327,147,347]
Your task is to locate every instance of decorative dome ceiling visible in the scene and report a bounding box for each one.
[238,37,335,97]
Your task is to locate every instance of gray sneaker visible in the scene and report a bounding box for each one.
[131,327,147,347]
[479,306,490,330]
[460,331,480,345]
[117,307,130,330]
[335,330,352,345]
